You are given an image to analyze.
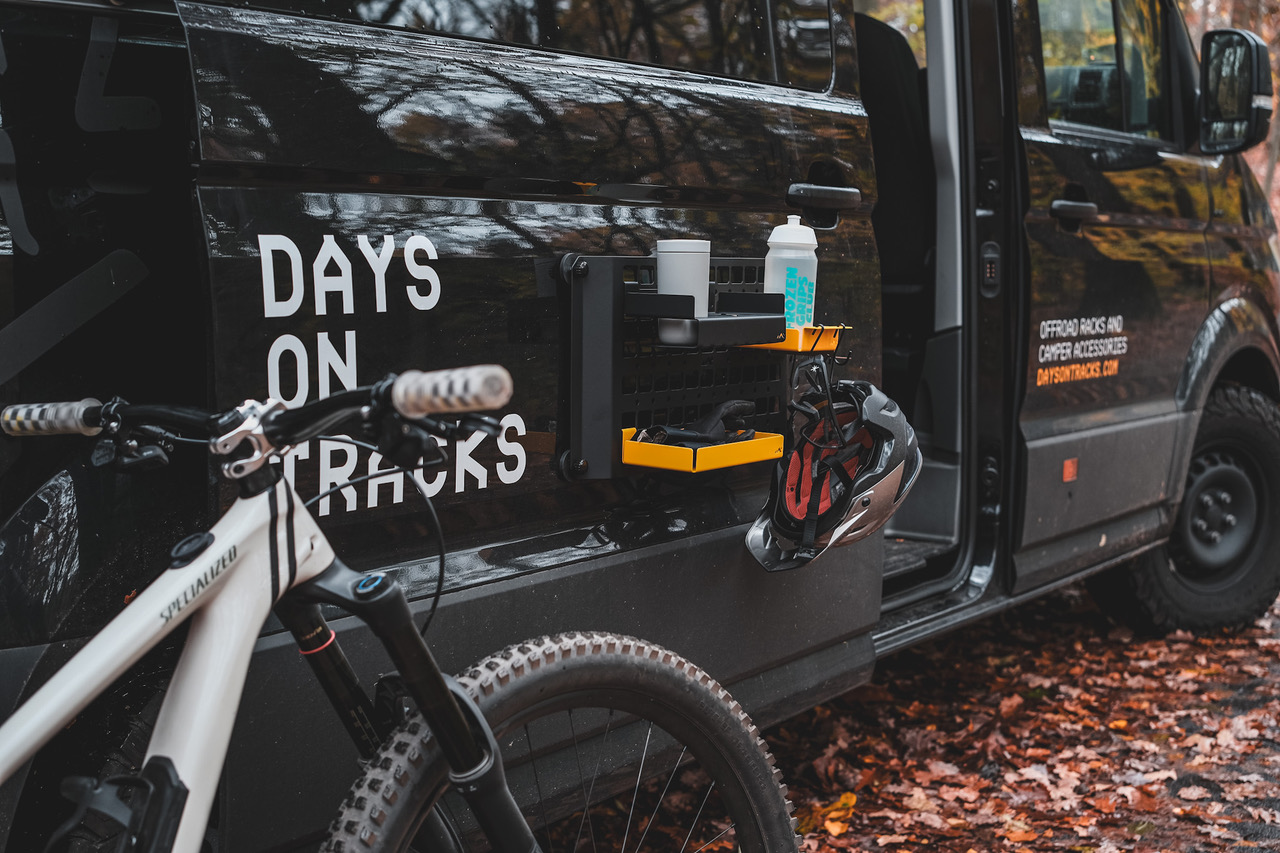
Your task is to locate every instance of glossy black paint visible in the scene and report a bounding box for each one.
[0,6,208,651]
[175,8,891,843]
[1014,0,1236,588]
[183,1,881,586]
[0,0,1278,850]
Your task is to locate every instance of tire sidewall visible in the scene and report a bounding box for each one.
[330,634,797,853]
[1147,389,1280,628]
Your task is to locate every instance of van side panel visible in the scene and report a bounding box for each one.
[1015,132,1212,571]
[181,0,883,568]
[1198,154,1280,402]
[179,3,887,846]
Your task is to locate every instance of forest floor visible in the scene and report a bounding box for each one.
[766,585,1280,853]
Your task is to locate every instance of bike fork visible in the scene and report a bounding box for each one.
[277,560,540,853]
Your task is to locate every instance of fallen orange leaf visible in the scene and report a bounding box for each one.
[823,819,849,836]
[1091,795,1117,814]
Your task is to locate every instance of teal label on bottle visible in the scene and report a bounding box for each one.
[784,266,815,328]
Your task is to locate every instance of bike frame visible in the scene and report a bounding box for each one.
[0,476,334,853]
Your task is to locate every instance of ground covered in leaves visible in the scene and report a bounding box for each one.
[766,586,1280,852]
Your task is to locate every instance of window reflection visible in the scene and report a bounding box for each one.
[851,0,925,66]
[329,0,832,89]
[1037,0,1169,139]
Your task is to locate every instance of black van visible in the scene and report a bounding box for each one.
[0,0,1274,848]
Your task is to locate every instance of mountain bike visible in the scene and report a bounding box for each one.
[0,366,797,853]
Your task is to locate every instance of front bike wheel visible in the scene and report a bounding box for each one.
[321,632,798,853]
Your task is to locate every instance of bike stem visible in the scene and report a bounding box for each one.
[285,560,541,853]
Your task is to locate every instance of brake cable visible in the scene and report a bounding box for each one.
[303,434,449,641]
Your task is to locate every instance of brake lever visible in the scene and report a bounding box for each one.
[456,414,502,438]
[89,419,175,473]
[377,417,450,471]
[415,414,502,440]
[90,437,171,472]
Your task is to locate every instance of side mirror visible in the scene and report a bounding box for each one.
[1199,29,1273,155]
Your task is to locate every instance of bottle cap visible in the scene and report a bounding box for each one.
[767,215,817,249]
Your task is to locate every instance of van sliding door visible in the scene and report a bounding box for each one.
[1012,0,1208,592]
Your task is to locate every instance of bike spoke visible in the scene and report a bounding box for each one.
[525,722,555,853]
[679,781,716,853]
[690,822,735,853]
[570,707,614,853]
[631,746,687,853]
[619,722,654,853]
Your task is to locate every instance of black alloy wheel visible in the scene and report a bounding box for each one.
[1171,445,1263,587]
[1087,385,1280,634]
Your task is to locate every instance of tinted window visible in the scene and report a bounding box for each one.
[852,0,925,66]
[295,0,833,89]
[775,0,835,89]
[1038,0,1170,138]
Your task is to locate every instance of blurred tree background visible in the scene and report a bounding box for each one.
[1181,0,1280,213]
[360,0,1278,212]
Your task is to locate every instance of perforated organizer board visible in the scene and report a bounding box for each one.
[562,255,790,479]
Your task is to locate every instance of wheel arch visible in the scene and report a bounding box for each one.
[1176,296,1280,414]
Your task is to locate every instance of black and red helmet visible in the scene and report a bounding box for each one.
[746,378,921,571]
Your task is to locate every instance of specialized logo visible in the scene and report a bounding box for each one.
[160,545,238,623]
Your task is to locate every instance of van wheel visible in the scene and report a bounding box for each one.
[1087,386,1280,634]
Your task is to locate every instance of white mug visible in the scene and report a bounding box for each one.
[655,239,711,318]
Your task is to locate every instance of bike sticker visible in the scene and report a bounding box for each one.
[159,545,238,623]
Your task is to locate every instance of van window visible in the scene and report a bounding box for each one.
[851,0,925,67]
[775,0,835,89]
[298,0,831,90]
[1038,0,1170,138]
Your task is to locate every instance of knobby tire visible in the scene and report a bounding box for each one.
[321,631,798,853]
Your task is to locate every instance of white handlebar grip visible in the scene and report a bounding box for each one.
[1,399,103,436]
[392,365,514,417]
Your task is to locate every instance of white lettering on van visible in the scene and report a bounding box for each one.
[496,414,527,485]
[404,235,441,311]
[357,235,395,313]
[366,451,404,508]
[318,439,358,517]
[268,334,309,406]
[260,235,305,318]
[253,232,530,514]
[313,235,355,315]
[317,331,358,400]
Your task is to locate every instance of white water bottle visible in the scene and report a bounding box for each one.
[763,215,818,329]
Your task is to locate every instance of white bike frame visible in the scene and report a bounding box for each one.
[0,476,335,853]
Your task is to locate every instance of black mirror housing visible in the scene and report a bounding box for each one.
[1199,29,1273,155]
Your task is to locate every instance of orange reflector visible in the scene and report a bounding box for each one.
[1063,457,1078,483]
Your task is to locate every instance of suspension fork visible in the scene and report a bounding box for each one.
[276,560,540,853]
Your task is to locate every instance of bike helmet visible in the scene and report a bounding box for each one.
[746,377,921,572]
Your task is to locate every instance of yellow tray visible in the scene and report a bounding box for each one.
[742,325,851,352]
[621,428,784,473]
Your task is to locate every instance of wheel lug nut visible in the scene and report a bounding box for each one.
[1219,491,1232,506]
[1209,531,1222,544]
[1224,513,1237,528]
[1200,493,1216,508]
[1195,518,1209,532]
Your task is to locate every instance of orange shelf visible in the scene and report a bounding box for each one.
[742,325,851,352]
[621,429,784,473]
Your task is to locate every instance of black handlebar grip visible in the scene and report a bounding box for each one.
[391,366,513,418]
[1,399,103,436]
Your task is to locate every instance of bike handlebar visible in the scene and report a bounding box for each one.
[0,365,515,441]
[0,399,105,437]
[392,365,512,418]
